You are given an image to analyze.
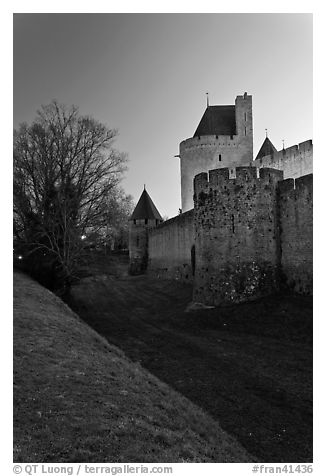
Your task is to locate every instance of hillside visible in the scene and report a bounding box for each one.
[13,271,253,463]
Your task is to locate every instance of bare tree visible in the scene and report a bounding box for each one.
[101,188,134,251]
[14,100,128,292]
[81,188,134,252]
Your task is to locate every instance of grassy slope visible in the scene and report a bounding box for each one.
[67,262,312,463]
[13,271,253,463]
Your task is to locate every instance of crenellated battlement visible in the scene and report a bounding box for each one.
[277,174,313,195]
[282,139,313,156]
[257,140,313,163]
[298,139,313,153]
[295,173,313,190]
[194,166,284,194]
[255,140,313,181]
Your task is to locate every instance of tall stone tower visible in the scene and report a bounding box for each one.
[129,188,163,275]
[179,92,253,212]
[193,166,284,305]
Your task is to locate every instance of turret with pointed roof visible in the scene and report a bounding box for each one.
[255,137,278,161]
[130,188,162,222]
[129,188,162,275]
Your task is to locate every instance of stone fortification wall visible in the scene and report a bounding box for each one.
[278,174,313,294]
[147,210,194,282]
[193,167,284,305]
[254,140,313,179]
[142,168,313,304]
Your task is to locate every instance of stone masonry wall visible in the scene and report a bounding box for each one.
[193,167,284,305]
[143,168,313,303]
[254,140,313,180]
[147,210,195,282]
[278,174,313,294]
[129,219,158,275]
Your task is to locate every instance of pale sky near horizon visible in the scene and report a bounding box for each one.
[13,13,312,218]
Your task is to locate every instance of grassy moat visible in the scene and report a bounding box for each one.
[67,252,312,462]
[14,252,312,462]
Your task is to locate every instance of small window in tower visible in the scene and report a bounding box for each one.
[245,127,247,136]
[219,154,222,162]
[136,236,139,247]
[145,218,148,225]
[244,112,247,121]
[231,215,235,233]
[134,219,136,225]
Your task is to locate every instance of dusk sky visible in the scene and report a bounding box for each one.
[13,13,312,218]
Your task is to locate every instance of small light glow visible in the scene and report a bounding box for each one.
[18,255,23,260]
[81,235,86,240]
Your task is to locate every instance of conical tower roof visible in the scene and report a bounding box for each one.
[130,189,163,221]
[255,137,278,161]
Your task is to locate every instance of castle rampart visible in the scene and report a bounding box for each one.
[129,92,312,305]
[143,168,312,305]
[193,167,284,305]
[147,210,195,282]
[278,174,313,294]
[254,140,313,179]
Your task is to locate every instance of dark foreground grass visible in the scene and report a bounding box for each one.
[67,256,312,463]
[13,271,253,463]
